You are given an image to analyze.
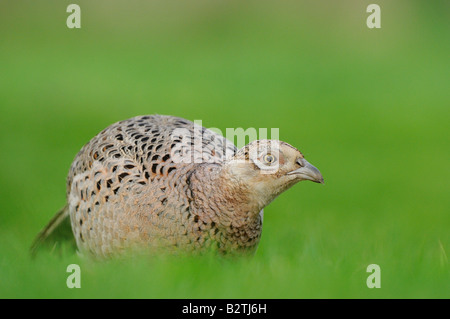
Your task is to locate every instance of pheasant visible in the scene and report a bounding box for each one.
[32,115,323,258]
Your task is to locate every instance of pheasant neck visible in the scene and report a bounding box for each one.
[189,163,263,228]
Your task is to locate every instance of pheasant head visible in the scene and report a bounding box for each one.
[221,140,324,211]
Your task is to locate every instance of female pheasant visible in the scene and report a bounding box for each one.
[32,115,323,258]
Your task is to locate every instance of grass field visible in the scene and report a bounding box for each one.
[0,1,449,298]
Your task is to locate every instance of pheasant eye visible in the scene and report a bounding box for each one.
[263,154,276,164]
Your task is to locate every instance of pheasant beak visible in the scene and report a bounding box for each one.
[287,159,324,184]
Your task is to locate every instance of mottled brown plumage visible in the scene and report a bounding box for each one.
[32,115,323,258]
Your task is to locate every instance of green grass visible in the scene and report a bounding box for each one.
[0,1,449,298]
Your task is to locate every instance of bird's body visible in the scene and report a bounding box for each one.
[32,115,323,258]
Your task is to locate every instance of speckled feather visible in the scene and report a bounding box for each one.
[67,115,262,257]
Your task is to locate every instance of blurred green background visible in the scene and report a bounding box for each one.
[0,0,449,298]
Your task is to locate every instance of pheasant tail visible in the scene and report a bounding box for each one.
[30,205,76,257]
